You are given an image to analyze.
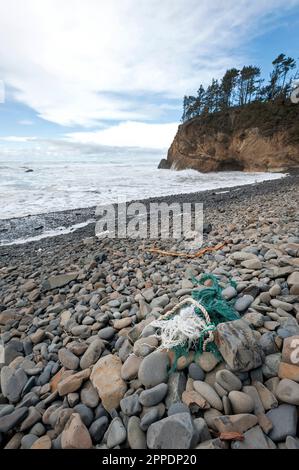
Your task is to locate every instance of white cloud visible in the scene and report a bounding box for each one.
[67,121,178,149]
[0,0,298,130]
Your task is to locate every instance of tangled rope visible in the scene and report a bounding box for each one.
[151,297,215,352]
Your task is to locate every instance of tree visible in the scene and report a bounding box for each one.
[267,54,296,99]
[237,66,261,105]
[220,68,239,108]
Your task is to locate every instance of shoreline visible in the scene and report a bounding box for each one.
[0,170,294,248]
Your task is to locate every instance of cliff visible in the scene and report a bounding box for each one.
[159,101,299,172]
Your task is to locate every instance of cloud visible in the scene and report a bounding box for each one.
[0,0,298,129]
[66,121,178,149]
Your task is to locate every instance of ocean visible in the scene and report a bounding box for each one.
[0,151,285,220]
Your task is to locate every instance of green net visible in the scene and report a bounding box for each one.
[169,273,240,372]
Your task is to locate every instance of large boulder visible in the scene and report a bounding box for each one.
[90,354,127,412]
[215,319,264,372]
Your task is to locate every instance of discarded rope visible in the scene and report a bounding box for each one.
[149,273,240,371]
[146,241,227,259]
[151,297,215,352]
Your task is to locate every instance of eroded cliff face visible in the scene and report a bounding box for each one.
[159,102,299,172]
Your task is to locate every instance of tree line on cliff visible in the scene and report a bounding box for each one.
[182,53,299,122]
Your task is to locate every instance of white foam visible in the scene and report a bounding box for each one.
[0,152,286,220]
[0,219,95,246]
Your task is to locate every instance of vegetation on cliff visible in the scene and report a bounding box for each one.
[181,54,298,122]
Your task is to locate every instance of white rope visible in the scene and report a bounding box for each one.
[150,297,215,352]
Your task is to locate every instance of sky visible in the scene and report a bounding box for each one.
[0,0,299,157]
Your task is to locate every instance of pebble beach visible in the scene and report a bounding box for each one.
[1,172,299,450]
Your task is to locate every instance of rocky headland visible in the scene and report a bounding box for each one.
[159,101,299,173]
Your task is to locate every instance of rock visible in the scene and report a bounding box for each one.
[31,435,52,449]
[259,332,279,355]
[243,312,264,328]
[61,413,92,449]
[20,407,41,431]
[1,366,28,403]
[168,402,190,415]
[138,351,169,388]
[193,381,223,411]
[222,286,237,300]
[80,339,105,369]
[121,354,143,381]
[127,416,146,449]
[106,417,127,448]
[228,391,254,414]
[120,394,142,416]
[140,408,160,431]
[147,413,195,449]
[287,272,299,285]
[42,273,78,291]
[267,404,297,442]
[98,327,116,340]
[0,407,28,432]
[231,425,270,449]
[139,383,168,407]
[278,362,299,381]
[71,325,90,338]
[21,434,39,449]
[58,369,90,395]
[269,284,281,296]
[188,363,205,381]
[58,348,79,370]
[262,353,281,379]
[286,436,299,449]
[90,354,127,412]
[281,335,299,365]
[150,294,169,308]
[196,352,219,372]
[196,438,229,449]
[254,381,278,410]
[89,416,109,443]
[80,381,99,408]
[215,319,264,372]
[193,417,211,444]
[213,413,258,433]
[270,299,293,312]
[215,369,242,392]
[276,378,299,405]
[182,391,210,409]
[235,295,254,312]
[165,372,186,408]
[241,259,262,270]
[133,336,158,357]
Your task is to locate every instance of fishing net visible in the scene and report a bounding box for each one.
[151,273,240,372]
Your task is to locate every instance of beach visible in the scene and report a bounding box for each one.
[1,172,299,449]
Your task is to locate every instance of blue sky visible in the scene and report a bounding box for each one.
[0,0,298,154]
